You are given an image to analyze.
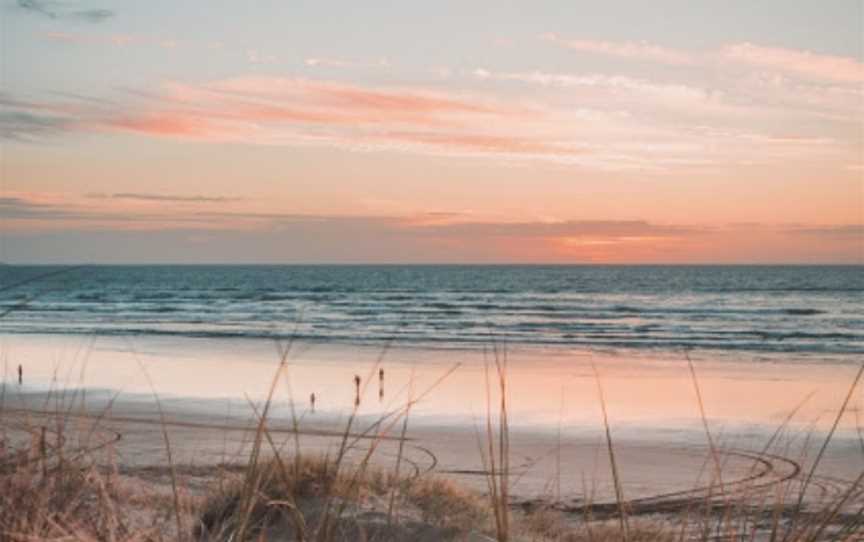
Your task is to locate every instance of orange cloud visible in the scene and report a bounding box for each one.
[309,82,499,115]
[88,78,585,160]
[108,114,214,137]
[378,131,580,156]
[207,77,513,118]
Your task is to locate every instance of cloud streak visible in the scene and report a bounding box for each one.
[0,194,244,232]
[17,0,113,22]
[0,110,75,141]
[541,33,695,65]
[88,193,242,203]
[3,69,858,172]
[85,78,593,162]
[719,43,864,84]
[787,224,864,241]
[304,57,390,69]
[471,67,861,128]
[543,34,864,84]
[43,31,136,46]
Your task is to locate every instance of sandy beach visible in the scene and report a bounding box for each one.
[2,332,862,513]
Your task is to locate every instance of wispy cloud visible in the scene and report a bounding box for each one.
[0,193,247,234]
[471,67,861,123]
[305,57,391,69]
[42,31,188,51]
[542,34,864,85]
[2,72,857,172]
[93,77,580,161]
[786,224,864,241]
[473,69,715,107]
[88,193,242,203]
[17,0,113,22]
[540,33,695,65]
[0,110,74,141]
[0,196,74,220]
[0,193,689,234]
[246,49,278,64]
[43,31,133,45]
[0,195,151,224]
[416,219,698,238]
[719,43,864,84]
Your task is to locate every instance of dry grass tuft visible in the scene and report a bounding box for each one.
[403,475,490,530]
[515,506,675,542]
[0,418,178,541]
[196,454,489,541]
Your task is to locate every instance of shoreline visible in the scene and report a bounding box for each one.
[2,332,861,433]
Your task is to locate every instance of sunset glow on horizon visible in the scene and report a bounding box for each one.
[2,0,862,263]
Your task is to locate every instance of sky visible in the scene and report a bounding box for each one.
[1,0,862,263]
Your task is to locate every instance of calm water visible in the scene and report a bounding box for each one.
[1,265,861,360]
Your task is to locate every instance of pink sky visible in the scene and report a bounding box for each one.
[2,1,861,263]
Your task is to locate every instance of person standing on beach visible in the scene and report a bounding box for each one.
[354,374,361,407]
[310,392,316,413]
[17,364,22,385]
[378,368,384,401]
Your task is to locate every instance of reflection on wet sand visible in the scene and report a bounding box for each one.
[2,333,859,438]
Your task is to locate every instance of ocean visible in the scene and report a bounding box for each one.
[0,265,861,362]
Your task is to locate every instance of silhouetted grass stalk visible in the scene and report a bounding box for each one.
[477,346,511,542]
[591,360,629,541]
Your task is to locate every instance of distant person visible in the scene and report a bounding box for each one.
[310,392,316,413]
[17,364,22,385]
[354,374,361,407]
[378,368,384,402]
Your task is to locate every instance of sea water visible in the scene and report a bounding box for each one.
[1,265,861,363]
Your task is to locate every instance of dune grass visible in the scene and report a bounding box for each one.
[196,454,490,541]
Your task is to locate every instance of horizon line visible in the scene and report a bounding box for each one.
[2,261,862,267]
